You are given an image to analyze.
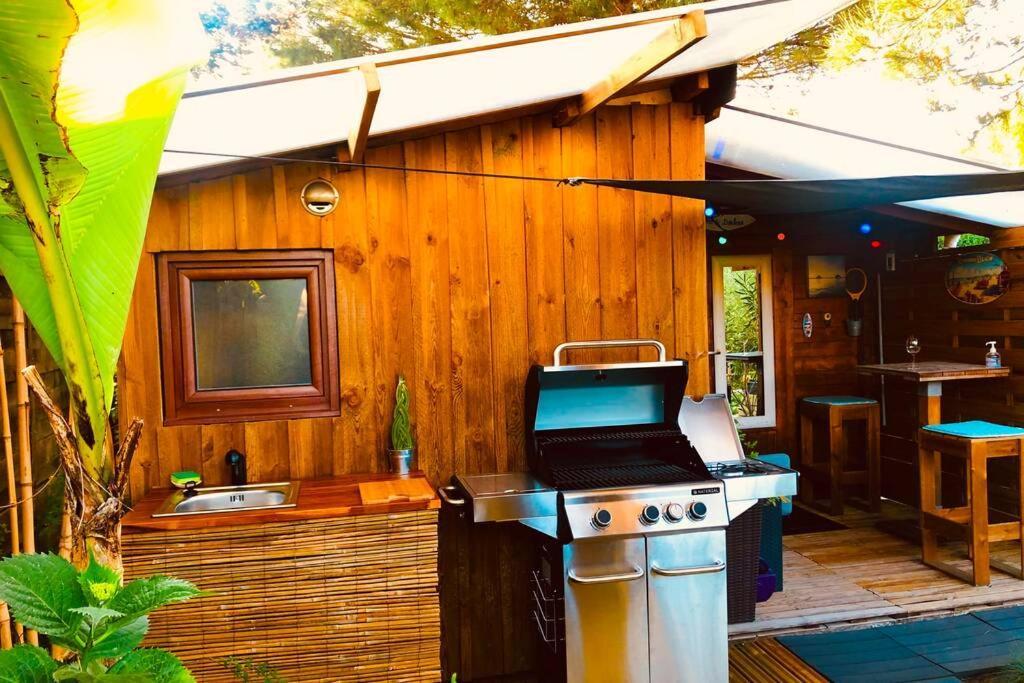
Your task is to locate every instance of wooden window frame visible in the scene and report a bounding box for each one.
[157,249,340,426]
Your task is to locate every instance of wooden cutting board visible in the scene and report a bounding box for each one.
[358,477,435,505]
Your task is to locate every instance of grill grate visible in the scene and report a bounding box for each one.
[539,428,681,445]
[548,460,705,490]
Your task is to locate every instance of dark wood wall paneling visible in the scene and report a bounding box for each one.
[708,216,929,461]
[122,104,709,680]
[880,230,1024,509]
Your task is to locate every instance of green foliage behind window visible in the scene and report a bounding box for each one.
[936,233,991,250]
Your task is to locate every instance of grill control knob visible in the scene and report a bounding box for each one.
[592,509,613,529]
[687,501,709,522]
[640,504,661,525]
[664,502,685,523]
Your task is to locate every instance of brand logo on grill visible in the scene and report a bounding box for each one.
[691,487,721,496]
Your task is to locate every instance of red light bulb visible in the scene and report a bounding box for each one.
[776,232,786,241]
[870,240,882,249]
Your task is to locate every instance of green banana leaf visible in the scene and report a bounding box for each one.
[0,1,200,462]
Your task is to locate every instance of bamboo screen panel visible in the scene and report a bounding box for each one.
[123,510,440,681]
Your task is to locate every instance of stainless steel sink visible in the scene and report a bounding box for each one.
[151,481,300,517]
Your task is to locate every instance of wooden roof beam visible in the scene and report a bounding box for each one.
[553,11,707,127]
[670,71,709,102]
[347,63,381,163]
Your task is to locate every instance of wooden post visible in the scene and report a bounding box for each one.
[12,299,36,645]
[0,334,21,647]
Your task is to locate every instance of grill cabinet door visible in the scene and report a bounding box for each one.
[563,538,649,683]
[647,529,728,682]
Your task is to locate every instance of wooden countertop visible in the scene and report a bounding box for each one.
[856,361,1011,382]
[122,472,439,533]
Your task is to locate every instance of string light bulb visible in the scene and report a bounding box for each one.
[860,223,873,235]
[705,206,715,218]
[776,232,786,241]
[718,235,728,245]
[870,240,882,249]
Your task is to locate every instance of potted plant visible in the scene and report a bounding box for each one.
[389,376,415,476]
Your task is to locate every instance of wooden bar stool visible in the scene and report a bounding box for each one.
[919,420,1024,586]
[799,396,881,515]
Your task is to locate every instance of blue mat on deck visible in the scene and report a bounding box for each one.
[778,608,1024,681]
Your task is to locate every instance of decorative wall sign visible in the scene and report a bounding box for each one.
[706,214,756,232]
[945,252,1010,305]
[802,312,813,338]
[807,255,846,298]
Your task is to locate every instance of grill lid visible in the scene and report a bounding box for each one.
[525,339,712,488]
[678,394,746,464]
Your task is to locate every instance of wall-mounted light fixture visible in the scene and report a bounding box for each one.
[300,178,340,216]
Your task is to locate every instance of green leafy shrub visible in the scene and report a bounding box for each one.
[0,552,202,682]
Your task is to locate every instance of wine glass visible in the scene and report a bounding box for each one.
[906,335,921,367]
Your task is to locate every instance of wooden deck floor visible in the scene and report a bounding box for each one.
[729,638,827,682]
[731,502,1024,640]
[727,502,1024,681]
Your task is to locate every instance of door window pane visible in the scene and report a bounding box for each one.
[723,265,765,418]
[712,255,776,429]
[191,278,312,390]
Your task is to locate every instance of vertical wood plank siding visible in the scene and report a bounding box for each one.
[123,105,708,679]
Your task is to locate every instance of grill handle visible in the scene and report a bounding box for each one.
[567,565,645,585]
[437,485,465,506]
[651,560,726,577]
[553,339,666,367]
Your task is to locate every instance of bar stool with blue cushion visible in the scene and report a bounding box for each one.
[799,395,880,515]
[919,420,1024,586]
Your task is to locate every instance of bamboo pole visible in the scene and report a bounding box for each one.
[12,299,36,645]
[0,333,20,647]
[0,603,10,649]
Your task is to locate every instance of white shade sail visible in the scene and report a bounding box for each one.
[707,105,1024,228]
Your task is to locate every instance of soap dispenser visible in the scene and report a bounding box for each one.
[986,341,1001,368]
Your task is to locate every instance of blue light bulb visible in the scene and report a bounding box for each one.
[705,206,715,218]
[859,223,872,234]
[717,236,728,245]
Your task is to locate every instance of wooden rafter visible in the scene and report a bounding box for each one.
[670,71,709,102]
[554,11,707,127]
[347,63,381,163]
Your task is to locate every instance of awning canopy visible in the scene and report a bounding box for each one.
[570,171,1024,215]
[160,0,857,177]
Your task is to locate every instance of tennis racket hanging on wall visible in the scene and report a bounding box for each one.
[845,267,868,337]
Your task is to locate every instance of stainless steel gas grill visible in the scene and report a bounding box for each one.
[441,339,797,683]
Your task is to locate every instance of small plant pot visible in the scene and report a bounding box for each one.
[389,448,415,476]
[846,318,863,337]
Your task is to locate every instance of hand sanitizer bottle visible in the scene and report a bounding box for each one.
[986,341,1001,368]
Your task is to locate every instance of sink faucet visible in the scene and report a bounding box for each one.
[225,449,247,486]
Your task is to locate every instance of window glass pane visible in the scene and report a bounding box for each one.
[191,278,312,390]
[723,265,765,418]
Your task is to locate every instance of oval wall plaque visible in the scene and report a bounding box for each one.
[945,252,1010,305]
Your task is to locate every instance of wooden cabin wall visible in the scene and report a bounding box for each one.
[121,103,708,680]
[880,233,1024,508]
[708,217,913,457]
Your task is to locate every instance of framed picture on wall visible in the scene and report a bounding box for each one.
[807,255,847,298]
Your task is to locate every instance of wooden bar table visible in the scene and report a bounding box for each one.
[856,362,1010,426]
[857,362,1010,507]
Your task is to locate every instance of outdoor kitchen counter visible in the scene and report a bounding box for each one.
[122,471,439,533]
